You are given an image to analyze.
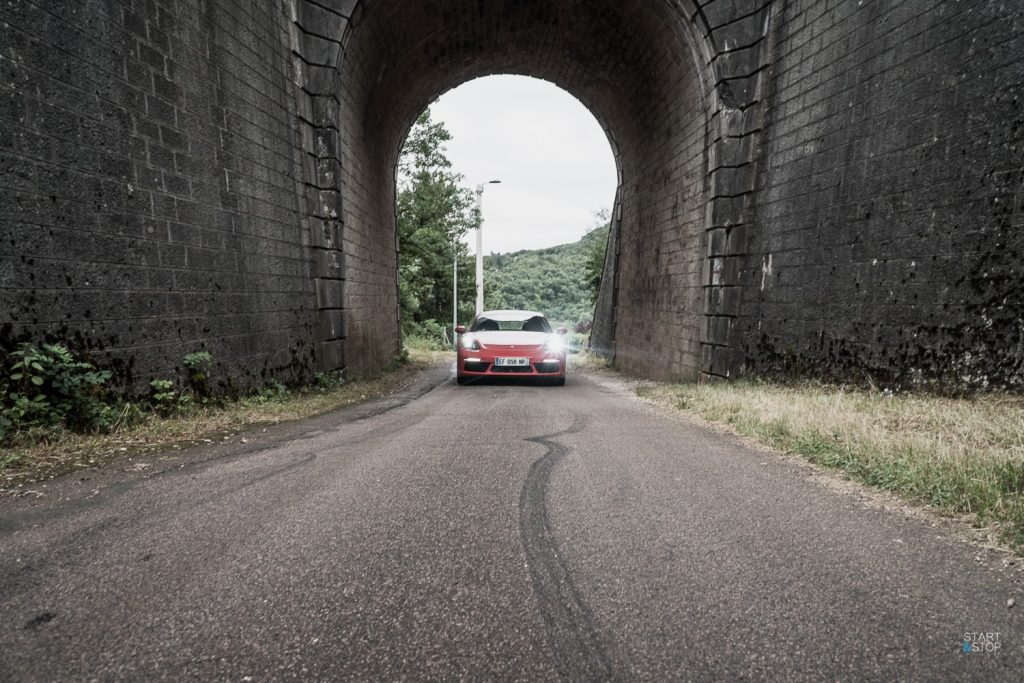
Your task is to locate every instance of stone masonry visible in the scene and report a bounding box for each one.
[739,0,1024,391]
[0,0,320,391]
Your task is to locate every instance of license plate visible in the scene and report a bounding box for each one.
[494,357,529,367]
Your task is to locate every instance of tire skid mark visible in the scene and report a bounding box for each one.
[166,376,450,500]
[231,452,318,491]
[519,415,616,681]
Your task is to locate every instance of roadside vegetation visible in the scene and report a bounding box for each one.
[0,343,426,493]
[635,379,1024,552]
[397,108,478,346]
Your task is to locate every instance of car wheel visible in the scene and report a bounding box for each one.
[456,375,470,385]
[549,376,565,387]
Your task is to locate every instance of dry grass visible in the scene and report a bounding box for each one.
[1,353,437,493]
[568,349,614,371]
[637,380,1024,551]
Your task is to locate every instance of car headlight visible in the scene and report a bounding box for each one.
[545,334,564,352]
[461,333,481,351]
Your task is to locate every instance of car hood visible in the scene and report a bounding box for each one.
[473,331,550,348]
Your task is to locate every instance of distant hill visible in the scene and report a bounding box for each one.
[483,224,608,326]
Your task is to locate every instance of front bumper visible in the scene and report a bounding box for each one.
[458,356,565,378]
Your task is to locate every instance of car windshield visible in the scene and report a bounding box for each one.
[470,316,551,333]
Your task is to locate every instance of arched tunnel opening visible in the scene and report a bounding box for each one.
[326,0,721,381]
[394,75,619,350]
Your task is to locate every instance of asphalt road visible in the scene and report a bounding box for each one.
[1,364,1020,681]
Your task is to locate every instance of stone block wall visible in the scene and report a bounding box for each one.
[611,57,708,380]
[737,0,1024,390]
[692,0,775,381]
[0,0,324,392]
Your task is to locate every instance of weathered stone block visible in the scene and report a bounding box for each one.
[710,346,741,378]
[706,315,732,345]
[726,225,749,255]
[708,228,728,257]
[303,64,341,96]
[298,31,342,67]
[710,164,754,198]
[316,340,346,372]
[317,309,345,341]
[708,8,769,55]
[296,2,350,40]
[313,247,344,278]
[311,95,340,129]
[315,0,360,19]
[713,43,764,80]
[701,0,769,30]
[315,278,344,310]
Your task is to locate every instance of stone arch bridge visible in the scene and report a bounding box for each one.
[1,0,1021,392]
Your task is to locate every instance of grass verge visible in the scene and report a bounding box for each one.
[1,349,439,494]
[635,380,1024,552]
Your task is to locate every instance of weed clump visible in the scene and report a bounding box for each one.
[0,344,118,442]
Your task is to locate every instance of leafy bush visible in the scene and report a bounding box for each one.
[0,343,115,441]
[149,378,190,416]
[314,371,345,392]
[384,348,410,372]
[404,319,451,350]
[253,380,288,403]
[182,351,213,400]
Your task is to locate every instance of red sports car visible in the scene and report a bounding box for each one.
[456,310,567,385]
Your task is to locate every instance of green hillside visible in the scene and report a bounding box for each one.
[483,224,608,327]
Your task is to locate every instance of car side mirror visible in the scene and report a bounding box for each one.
[455,325,466,334]
[556,327,567,335]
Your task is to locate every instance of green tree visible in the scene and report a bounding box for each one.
[483,217,610,329]
[397,109,477,337]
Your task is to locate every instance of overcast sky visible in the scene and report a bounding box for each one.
[428,76,618,256]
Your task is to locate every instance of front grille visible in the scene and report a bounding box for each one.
[492,365,532,373]
[464,361,489,372]
[534,362,560,374]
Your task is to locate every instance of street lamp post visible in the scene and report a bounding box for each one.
[452,247,458,348]
[475,180,501,315]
